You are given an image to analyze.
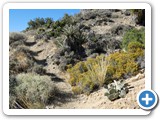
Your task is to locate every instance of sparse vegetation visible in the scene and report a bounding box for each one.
[67,55,109,94]
[9,9,145,109]
[68,46,144,95]
[9,32,27,47]
[9,50,34,75]
[130,9,145,25]
[122,28,145,50]
[10,73,56,109]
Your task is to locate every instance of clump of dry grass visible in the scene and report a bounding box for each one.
[67,54,109,94]
[85,55,109,86]
[9,50,33,75]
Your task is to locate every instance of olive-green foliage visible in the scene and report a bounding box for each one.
[122,28,145,50]
[130,9,145,25]
[106,49,144,82]
[45,17,54,28]
[67,55,109,94]
[10,73,56,109]
[61,13,74,25]
[68,47,144,95]
[27,18,45,29]
[37,28,45,34]
[53,14,74,37]
[127,41,145,53]
[54,35,67,47]
[25,14,76,39]
[27,17,54,30]
[105,80,128,101]
[63,24,86,53]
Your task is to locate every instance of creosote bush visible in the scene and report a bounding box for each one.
[122,28,145,50]
[10,73,56,109]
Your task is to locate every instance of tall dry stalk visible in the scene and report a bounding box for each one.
[86,55,109,86]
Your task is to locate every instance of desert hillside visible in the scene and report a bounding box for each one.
[9,9,145,109]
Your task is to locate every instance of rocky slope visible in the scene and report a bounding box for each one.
[9,9,145,109]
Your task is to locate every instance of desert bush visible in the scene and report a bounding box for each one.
[63,25,86,54]
[45,17,54,28]
[9,50,33,75]
[27,64,46,75]
[63,24,86,52]
[85,33,121,56]
[61,13,74,25]
[45,14,74,38]
[68,46,144,95]
[54,35,67,47]
[27,18,45,29]
[130,9,145,25]
[122,28,145,50]
[37,28,45,34]
[127,41,145,53]
[67,55,109,94]
[81,9,112,20]
[9,32,26,46]
[106,49,144,81]
[10,73,56,109]
[110,25,133,36]
[9,75,18,109]
[52,24,87,71]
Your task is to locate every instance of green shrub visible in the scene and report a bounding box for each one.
[63,24,86,53]
[127,41,145,53]
[45,17,54,28]
[61,13,74,25]
[37,28,45,34]
[27,18,45,29]
[10,73,56,109]
[46,14,74,38]
[122,28,145,50]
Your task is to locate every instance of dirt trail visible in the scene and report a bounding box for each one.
[25,38,72,95]
[25,36,145,109]
[24,10,145,109]
[46,77,144,109]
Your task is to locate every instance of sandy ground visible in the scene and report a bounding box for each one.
[24,11,145,109]
[25,37,145,109]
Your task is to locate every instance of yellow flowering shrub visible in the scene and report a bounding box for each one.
[67,47,144,95]
[67,55,108,94]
